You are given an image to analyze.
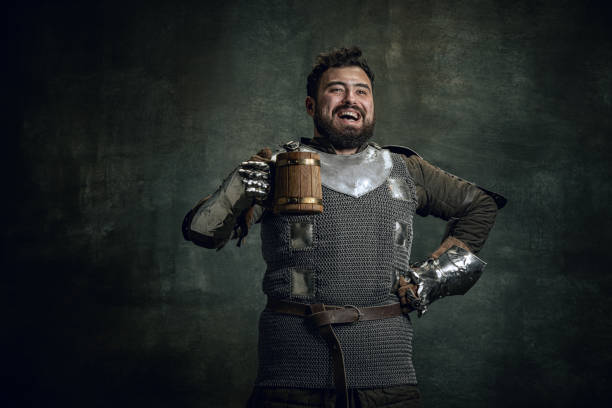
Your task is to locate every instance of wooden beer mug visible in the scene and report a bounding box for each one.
[273,151,323,214]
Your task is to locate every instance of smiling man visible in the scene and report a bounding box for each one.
[308,64,376,154]
[182,47,505,408]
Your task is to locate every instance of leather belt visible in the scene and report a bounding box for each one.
[265,298,403,408]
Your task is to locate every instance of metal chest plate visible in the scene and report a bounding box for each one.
[300,145,393,198]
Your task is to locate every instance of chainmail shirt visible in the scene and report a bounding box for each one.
[256,147,418,389]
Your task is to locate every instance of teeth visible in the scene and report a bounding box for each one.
[339,110,359,120]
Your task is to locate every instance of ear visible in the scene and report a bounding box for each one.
[305,96,315,118]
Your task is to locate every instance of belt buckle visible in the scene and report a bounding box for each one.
[343,304,363,323]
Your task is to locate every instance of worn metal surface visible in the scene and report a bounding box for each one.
[409,246,486,315]
[301,145,393,198]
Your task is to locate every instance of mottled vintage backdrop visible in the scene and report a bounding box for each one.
[6,0,611,407]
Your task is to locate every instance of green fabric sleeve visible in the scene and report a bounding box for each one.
[182,168,254,249]
[402,154,498,253]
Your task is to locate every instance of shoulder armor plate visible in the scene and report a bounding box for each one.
[381,144,422,158]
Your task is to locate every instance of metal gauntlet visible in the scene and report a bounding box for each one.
[239,160,271,201]
[407,246,486,316]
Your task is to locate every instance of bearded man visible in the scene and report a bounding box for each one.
[182,47,505,408]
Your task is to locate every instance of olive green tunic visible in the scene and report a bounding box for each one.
[183,137,499,253]
[298,137,499,254]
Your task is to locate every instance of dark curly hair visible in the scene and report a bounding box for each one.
[306,46,375,100]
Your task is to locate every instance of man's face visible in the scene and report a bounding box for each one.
[307,66,375,150]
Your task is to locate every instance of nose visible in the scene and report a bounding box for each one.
[343,89,357,105]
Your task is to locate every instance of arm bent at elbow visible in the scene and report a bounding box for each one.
[182,148,272,249]
[404,155,501,254]
[182,169,252,249]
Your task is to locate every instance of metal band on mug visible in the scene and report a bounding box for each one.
[276,197,323,205]
[276,158,321,167]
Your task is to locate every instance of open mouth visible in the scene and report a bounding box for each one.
[336,109,361,122]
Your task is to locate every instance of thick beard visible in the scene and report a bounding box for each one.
[314,108,375,150]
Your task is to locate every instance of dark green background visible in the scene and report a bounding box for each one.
[6,0,612,407]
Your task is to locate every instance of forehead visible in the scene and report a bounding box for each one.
[319,66,372,88]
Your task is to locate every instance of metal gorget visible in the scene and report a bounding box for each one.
[300,145,393,198]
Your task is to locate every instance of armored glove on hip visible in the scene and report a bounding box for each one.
[400,246,486,316]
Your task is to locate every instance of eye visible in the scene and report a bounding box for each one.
[357,89,368,95]
[330,88,343,93]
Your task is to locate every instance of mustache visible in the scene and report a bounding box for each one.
[333,104,365,118]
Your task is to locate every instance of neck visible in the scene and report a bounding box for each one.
[312,133,360,155]
[333,147,359,155]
